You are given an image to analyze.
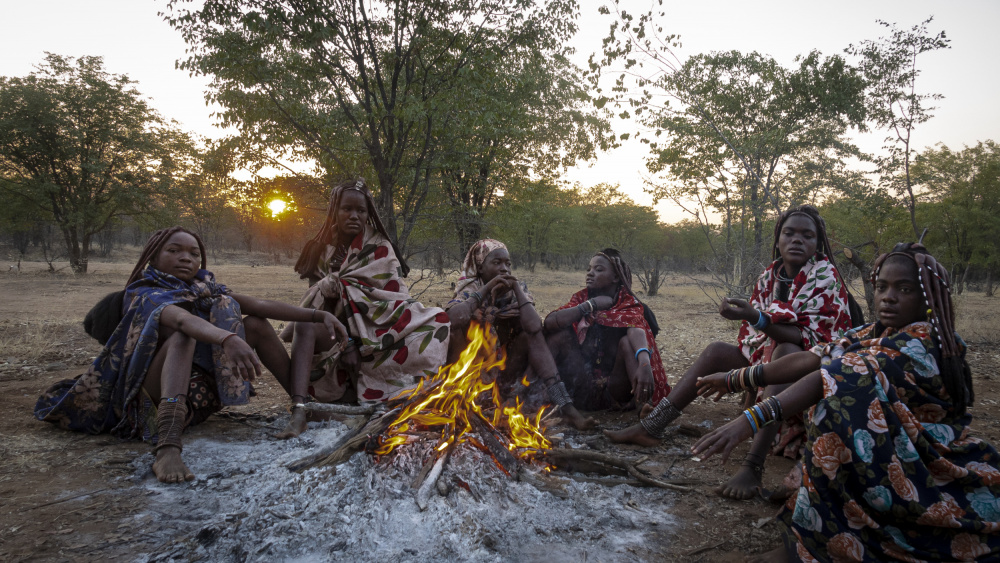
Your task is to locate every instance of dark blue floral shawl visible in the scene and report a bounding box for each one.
[34,266,248,439]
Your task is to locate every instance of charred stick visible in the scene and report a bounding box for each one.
[415,447,451,511]
[470,414,520,477]
[286,408,400,472]
[542,448,694,492]
[303,402,376,416]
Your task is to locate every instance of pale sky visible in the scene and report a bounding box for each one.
[1,0,997,223]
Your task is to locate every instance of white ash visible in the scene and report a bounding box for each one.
[131,420,678,562]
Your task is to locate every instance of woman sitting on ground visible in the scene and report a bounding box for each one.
[543,248,669,412]
[35,227,348,484]
[446,239,594,430]
[607,205,853,500]
[285,179,450,433]
[693,243,1000,562]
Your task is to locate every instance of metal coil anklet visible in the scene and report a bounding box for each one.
[640,397,681,439]
[546,380,573,408]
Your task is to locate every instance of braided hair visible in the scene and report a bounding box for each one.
[593,248,659,336]
[871,242,973,415]
[85,226,207,343]
[771,204,835,263]
[293,178,408,280]
[772,204,865,326]
[126,226,207,287]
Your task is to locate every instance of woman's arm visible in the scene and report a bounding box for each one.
[543,295,615,332]
[447,277,508,326]
[231,293,349,342]
[696,349,822,400]
[719,297,802,344]
[159,304,262,380]
[692,371,824,463]
[509,279,542,334]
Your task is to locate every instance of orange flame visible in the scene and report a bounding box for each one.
[373,320,551,467]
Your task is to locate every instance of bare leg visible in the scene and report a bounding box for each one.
[605,341,748,445]
[719,342,801,500]
[276,320,333,439]
[143,330,197,483]
[243,315,292,392]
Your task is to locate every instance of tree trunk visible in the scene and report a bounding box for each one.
[986,269,994,297]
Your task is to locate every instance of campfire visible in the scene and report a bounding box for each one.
[286,321,691,511]
[372,320,552,472]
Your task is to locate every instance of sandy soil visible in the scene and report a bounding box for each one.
[1,261,998,562]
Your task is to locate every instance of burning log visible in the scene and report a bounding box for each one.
[541,448,694,492]
[286,409,400,472]
[469,415,521,477]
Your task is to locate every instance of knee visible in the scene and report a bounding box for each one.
[293,319,315,337]
[243,315,273,338]
[771,342,803,360]
[163,329,196,352]
[701,341,735,358]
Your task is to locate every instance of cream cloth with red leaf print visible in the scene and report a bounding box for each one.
[295,225,450,403]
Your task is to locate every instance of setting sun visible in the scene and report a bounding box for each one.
[268,199,287,217]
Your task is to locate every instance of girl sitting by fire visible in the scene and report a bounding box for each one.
[606,205,854,501]
[446,239,594,430]
[693,243,1000,562]
[35,227,349,484]
[543,248,670,413]
[283,179,450,436]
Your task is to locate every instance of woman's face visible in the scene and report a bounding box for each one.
[479,248,511,283]
[151,231,200,282]
[586,255,619,292]
[337,190,369,239]
[874,258,927,329]
[776,214,818,272]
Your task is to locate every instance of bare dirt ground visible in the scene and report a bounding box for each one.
[2,259,999,562]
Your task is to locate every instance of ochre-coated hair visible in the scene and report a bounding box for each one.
[595,247,633,291]
[293,178,407,279]
[872,242,973,415]
[125,226,207,287]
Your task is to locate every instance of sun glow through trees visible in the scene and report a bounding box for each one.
[268,199,287,218]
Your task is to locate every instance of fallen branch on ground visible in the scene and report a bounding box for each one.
[541,448,695,492]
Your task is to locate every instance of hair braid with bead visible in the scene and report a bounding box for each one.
[872,242,973,415]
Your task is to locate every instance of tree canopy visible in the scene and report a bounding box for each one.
[0,54,186,273]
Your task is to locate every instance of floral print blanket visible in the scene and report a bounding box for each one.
[297,225,449,403]
[782,322,1000,562]
[739,255,852,365]
[34,267,247,441]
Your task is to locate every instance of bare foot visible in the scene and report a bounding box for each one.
[604,424,661,447]
[152,446,195,483]
[276,407,308,439]
[746,546,789,563]
[639,403,653,418]
[717,463,761,500]
[561,405,597,431]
